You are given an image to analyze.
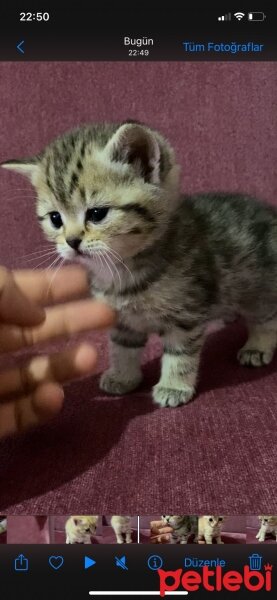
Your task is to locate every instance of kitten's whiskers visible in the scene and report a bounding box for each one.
[103,245,136,287]
[30,252,59,270]
[25,250,57,264]
[46,257,65,299]
[95,252,104,276]
[100,251,116,287]
[20,245,57,258]
[104,250,122,291]
[45,255,61,273]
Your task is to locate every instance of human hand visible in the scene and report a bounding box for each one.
[150,520,173,543]
[0,266,115,438]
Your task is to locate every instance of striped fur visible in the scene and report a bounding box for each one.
[161,515,198,544]
[3,121,277,407]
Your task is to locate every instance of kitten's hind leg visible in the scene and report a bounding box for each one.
[100,326,147,395]
[126,531,132,543]
[237,320,277,367]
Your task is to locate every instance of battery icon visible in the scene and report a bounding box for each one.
[248,12,266,21]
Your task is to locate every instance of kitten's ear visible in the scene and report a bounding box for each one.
[74,518,81,526]
[105,124,161,184]
[1,158,40,181]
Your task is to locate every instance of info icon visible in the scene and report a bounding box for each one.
[147,555,163,570]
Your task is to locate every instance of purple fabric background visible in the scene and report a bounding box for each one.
[7,516,49,543]
[0,62,276,515]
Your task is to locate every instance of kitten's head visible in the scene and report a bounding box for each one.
[71,515,98,536]
[203,516,225,528]
[2,122,180,266]
[258,515,277,527]
[161,515,186,528]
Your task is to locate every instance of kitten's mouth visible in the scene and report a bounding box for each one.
[77,248,106,258]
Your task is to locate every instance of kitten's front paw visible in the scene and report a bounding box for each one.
[237,347,273,367]
[99,369,142,395]
[152,385,195,407]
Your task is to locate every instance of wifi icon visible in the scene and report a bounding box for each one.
[234,12,245,20]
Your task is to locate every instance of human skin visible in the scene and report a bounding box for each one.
[0,265,116,438]
[150,520,173,543]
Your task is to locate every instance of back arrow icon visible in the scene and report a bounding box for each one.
[16,40,25,54]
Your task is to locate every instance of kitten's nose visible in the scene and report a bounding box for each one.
[66,237,81,250]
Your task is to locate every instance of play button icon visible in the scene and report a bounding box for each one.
[84,556,96,570]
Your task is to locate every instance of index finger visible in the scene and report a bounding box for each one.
[0,299,116,353]
[13,266,90,305]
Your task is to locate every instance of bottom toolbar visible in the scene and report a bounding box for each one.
[0,544,275,599]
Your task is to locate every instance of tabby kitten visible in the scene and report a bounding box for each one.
[161,515,198,544]
[256,516,277,542]
[65,515,98,544]
[198,516,225,544]
[3,121,277,407]
[110,515,133,543]
[0,517,7,534]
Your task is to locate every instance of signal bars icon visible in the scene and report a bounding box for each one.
[218,13,231,21]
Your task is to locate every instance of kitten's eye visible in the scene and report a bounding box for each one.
[209,518,213,522]
[49,211,63,229]
[85,528,90,532]
[219,518,223,521]
[86,207,109,223]
[264,519,268,522]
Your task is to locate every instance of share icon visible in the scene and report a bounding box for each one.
[115,556,128,570]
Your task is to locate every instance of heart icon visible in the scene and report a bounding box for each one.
[49,555,64,570]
